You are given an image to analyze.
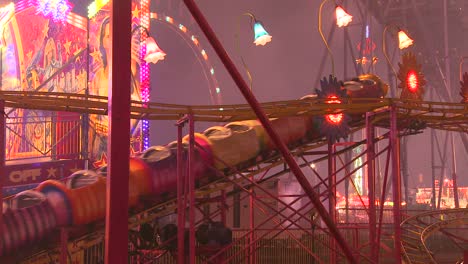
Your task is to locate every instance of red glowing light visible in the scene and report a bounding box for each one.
[325,95,343,124]
[407,70,419,93]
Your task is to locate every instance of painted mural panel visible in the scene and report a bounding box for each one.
[88,1,143,166]
[0,1,144,164]
[1,3,87,160]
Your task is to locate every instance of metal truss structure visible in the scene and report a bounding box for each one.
[2,90,468,264]
[359,0,468,210]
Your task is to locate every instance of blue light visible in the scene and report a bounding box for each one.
[253,21,270,41]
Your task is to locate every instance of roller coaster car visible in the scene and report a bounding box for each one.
[344,73,389,99]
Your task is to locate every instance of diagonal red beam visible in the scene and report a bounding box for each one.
[182,1,356,263]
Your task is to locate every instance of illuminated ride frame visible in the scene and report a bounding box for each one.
[1,2,468,264]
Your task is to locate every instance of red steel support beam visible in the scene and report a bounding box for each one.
[0,100,4,254]
[176,119,185,264]
[450,133,460,208]
[188,114,196,263]
[182,1,356,262]
[366,112,377,262]
[328,139,336,264]
[221,190,227,224]
[250,182,255,264]
[390,105,402,263]
[105,0,131,262]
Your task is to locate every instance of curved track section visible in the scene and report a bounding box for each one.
[1,91,468,130]
[401,208,468,263]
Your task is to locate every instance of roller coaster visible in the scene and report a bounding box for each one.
[1,85,468,263]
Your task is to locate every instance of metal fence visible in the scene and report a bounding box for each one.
[20,226,396,264]
[5,110,82,161]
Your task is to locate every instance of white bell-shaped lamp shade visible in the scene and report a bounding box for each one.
[335,6,353,27]
[144,36,166,64]
[398,30,414,49]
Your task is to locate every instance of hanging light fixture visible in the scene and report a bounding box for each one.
[398,30,414,49]
[335,5,353,27]
[382,24,415,78]
[319,0,353,76]
[144,36,166,64]
[235,12,272,92]
[253,20,272,46]
[132,25,166,64]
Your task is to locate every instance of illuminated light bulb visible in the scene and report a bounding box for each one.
[335,5,353,27]
[398,30,413,49]
[144,37,166,64]
[253,21,272,46]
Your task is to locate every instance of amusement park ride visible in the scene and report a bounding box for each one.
[1,0,468,264]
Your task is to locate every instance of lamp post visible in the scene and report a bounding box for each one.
[235,12,271,91]
[382,24,414,78]
[131,25,166,153]
[318,0,353,76]
[234,13,271,263]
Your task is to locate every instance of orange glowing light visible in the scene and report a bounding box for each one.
[325,95,343,124]
[407,70,418,92]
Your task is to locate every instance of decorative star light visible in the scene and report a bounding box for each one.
[315,75,350,143]
[397,52,426,100]
[35,0,72,23]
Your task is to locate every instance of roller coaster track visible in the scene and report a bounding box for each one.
[1,91,468,132]
[3,91,468,262]
[400,208,468,264]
